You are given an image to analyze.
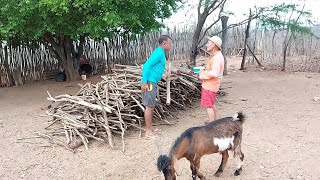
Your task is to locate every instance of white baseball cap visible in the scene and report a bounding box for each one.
[207,36,222,50]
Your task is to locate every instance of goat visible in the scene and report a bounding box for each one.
[157,112,246,180]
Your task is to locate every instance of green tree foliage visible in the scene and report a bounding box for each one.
[0,0,179,80]
[259,3,313,36]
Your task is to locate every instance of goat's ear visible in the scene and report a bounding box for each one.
[173,157,183,176]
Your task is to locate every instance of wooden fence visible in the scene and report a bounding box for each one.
[83,28,194,71]
[1,25,320,87]
[246,26,320,72]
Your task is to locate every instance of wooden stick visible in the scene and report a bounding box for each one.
[91,92,114,149]
[166,61,172,105]
[38,63,208,151]
[47,91,113,113]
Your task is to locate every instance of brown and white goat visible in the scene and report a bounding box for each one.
[157,112,246,180]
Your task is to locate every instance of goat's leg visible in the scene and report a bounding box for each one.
[214,150,229,177]
[234,150,244,176]
[190,162,197,180]
[187,155,198,180]
[193,158,206,180]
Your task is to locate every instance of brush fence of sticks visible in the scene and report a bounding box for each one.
[37,64,204,152]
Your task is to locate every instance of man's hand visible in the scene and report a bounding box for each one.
[141,83,148,93]
[198,70,204,80]
[173,70,180,75]
[162,74,176,81]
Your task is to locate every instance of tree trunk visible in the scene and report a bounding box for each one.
[240,9,252,70]
[190,14,208,66]
[272,31,277,55]
[44,34,79,81]
[78,35,85,58]
[282,35,293,71]
[282,30,292,71]
[221,16,229,75]
[282,47,287,71]
[261,28,265,62]
[63,37,79,81]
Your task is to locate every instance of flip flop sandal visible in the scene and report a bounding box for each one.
[144,134,159,140]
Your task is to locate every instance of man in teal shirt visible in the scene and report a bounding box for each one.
[141,35,172,139]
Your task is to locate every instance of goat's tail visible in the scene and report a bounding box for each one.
[232,111,246,123]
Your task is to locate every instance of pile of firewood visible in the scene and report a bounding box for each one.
[41,64,203,151]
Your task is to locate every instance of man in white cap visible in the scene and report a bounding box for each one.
[199,36,225,124]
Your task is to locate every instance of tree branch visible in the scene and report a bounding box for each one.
[208,0,226,15]
[43,32,63,57]
[197,15,257,50]
[207,0,218,13]
[198,0,204,18]
[213,15,258,36]
[198,0,226,44]
[198,17,221,44]
[42,39,61,62]
[285,4,305,48]
[283,6,295,48]
[294,3,305,24]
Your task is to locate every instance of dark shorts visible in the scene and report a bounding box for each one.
[142,82,158,108]
[201,88,217,108]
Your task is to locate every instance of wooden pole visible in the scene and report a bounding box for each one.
[240,9,252,70]
[246,44,263,67]
[166,61,172,105]
[221,15,229,75]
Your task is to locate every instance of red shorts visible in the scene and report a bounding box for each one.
[201,88,217,108]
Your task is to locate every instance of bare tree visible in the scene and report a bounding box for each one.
[190,0,227,66]
[240,9,252,70]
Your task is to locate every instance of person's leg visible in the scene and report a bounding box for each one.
[145,106,155,136]
[142,82,158,137]
[201,88,217,123]
[206,107,215,122]
[213,104,217,120]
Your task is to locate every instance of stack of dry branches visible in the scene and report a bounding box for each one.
[42,64,202,152]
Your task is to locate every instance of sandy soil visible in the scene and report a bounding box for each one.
[0,57,320,180]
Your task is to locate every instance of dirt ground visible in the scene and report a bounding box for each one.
[0,57,320,180]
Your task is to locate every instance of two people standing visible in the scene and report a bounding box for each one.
[141,35,224,138]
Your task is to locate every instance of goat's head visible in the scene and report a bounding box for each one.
[157,155,176,180]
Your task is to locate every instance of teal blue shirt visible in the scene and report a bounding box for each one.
[141,46,166,84]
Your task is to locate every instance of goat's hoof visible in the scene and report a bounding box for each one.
[200,177,207,180]
[234,169,241,176]
[192,175,197,180]
[214,172,221,177]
